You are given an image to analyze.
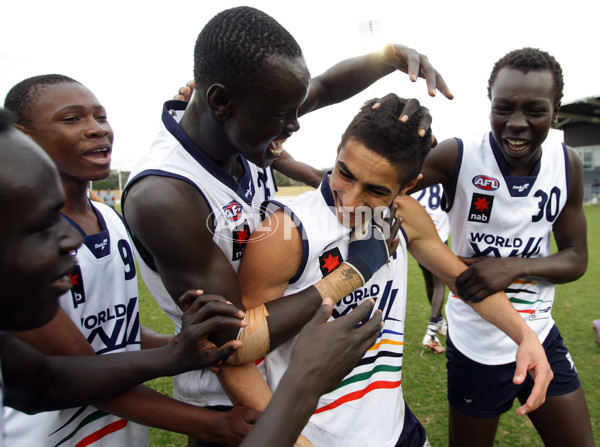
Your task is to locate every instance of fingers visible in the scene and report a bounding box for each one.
[305,299,334,329]
[204,340,243,368]
[179,289,204,311]
[338,299,376,329]
[515,366,552,415]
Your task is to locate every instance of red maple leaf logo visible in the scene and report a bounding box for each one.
[69,273,79,286]
[473,197,490,212]
[236,228,249,243]
[321,254,341,273]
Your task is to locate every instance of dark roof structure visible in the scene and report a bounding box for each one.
[555,96,600,147]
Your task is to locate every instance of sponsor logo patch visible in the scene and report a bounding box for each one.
[232,221,250,261]
[69,265,86,308]
[468,193,494,223]
[223,200,243,222]
[472,175,500,191]
[319,247,343,277]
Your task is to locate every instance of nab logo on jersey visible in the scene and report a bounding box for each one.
[232,221,250,261]
[468,193,494,223]
[319,247,343,277]
[472,175,500,191]
[223,200,243,222]
[69,265,86,308]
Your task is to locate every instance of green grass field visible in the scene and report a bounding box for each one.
[139,205,600,446]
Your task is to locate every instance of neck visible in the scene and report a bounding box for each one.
[179,102,242,178]
[60,176,101,234]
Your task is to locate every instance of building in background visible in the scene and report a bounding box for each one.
[556,96,600,203]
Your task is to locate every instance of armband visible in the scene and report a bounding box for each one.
[345,222,389,284]
[227,305,270,365]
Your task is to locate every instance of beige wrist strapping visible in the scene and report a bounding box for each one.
[227,304,270,365]
[313,262,364,304]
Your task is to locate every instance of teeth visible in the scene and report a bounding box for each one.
[506,139,528,151]
[270,139,286,156]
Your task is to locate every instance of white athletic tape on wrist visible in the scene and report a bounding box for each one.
[227,304,270,365]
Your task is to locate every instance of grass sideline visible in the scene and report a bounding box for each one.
[139,205,600,446]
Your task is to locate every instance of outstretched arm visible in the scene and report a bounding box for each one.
[301,43,453,118]
[2,294,245,415]
[400,195,553,415]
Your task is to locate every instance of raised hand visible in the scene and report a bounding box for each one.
[381,43,453,99]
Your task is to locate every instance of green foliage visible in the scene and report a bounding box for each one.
[139,206,600,446]
[91,169,130,191]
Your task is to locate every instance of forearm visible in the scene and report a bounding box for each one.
[141,325,173,349]
[38,345,184,411]
[94,385,226,441]
[303,51,392,114]
[511,249,587,284]
[240,371,319,447]
[468,292,533,345]
[265,264,363,350]
[216,363,272,418]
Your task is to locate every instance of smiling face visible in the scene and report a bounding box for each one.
[225,55,310,168]
[21,82,114,184]
[329,139,406,228]
[0,129,82,332]
[489,68,557,175]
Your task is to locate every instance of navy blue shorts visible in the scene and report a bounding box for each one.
[446,325,580,418]
[395,401,428,447]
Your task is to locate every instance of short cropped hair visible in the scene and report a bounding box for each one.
[341,95,433,188]
[193,6,304,92]
[487,48,564,108]
[4,74,80,126]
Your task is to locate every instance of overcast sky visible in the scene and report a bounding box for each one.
[2,0,598,171]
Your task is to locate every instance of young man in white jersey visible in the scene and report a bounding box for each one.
[230,95,552,447]
[411,48,594,446]
[3,75,264,446]
[122,7,453,445]
[410,184,449,353]
[0,107,250,444]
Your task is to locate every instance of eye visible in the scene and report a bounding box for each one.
[492,105,511,115]
[62,116,79,123]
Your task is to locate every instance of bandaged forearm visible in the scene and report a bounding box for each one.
[313,262,364,304]
[227,304,270,365]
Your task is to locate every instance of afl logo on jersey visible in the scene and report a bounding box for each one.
[223,200,243,222]
[472,175,500,191]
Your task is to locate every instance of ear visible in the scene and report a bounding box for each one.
[13,123,30,135]
[552,102,560,125]
[399,173,423,195]
[206,84,233,121]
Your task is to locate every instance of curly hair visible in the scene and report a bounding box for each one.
[341,95,433,188]
[4,74,81,127]
[193,6,305,92]
[487,48,564,108]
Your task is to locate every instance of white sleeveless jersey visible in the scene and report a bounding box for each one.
[444,132,568,364]
[123,101,275,407]
[410,184,450,242]
[4,202,147,447]
[263,179,409,447]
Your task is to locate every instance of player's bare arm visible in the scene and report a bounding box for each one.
[301,43,453,119]
[1,295,245,415]
[11,295,257,443]
[397,195,553,415]
[455,145,588,302]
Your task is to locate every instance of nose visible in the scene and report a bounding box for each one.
[85,118,112,139]
[285,116,300,134]
[343,183,365,211]
[507,111,527,132]
[59,219,83,253]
